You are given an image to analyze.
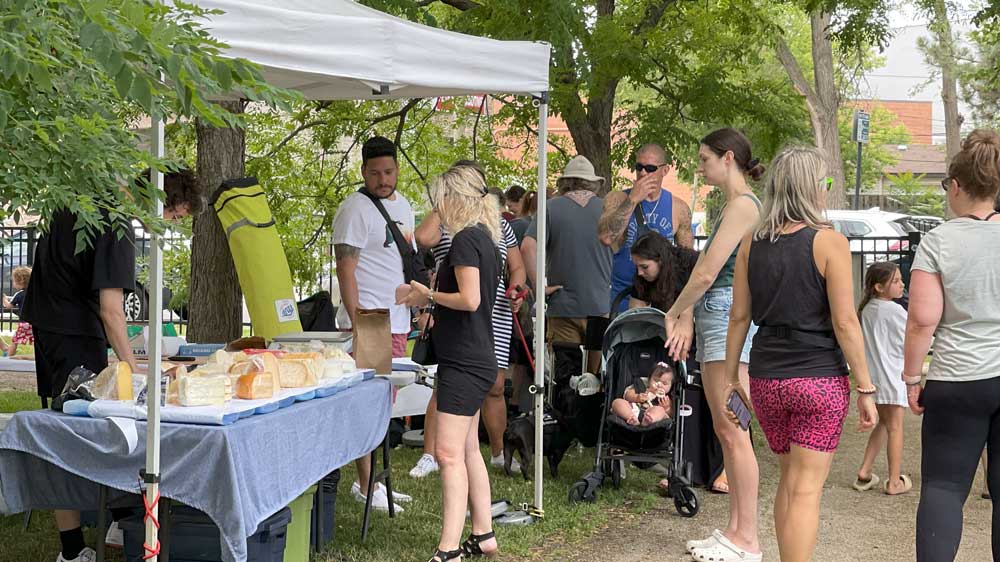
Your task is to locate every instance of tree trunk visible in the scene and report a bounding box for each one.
[188,101,245,344]
[561,82,617,196]
[776,11,847,208]
[810,10,847,209]
[930,0,962,164]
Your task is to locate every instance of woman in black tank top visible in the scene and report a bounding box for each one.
[724,146,878,561]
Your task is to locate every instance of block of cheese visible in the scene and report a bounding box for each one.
[283,352,324,371]
[236,371,276,400]
[177,375,230,407]
[322,358,357,381]
[92,362,135,400]
[208,349,235,372]
[276,359,319,388]
[230,354,280,396]
[325,347,352,361]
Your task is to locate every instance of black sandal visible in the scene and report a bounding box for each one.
[462,531,498,558]
[428,548,463,562]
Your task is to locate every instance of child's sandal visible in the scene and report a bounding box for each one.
[461,531,498,558]
[428,548,463,562]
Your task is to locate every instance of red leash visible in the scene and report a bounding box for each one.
[506,285,535,372]
[141,489,161,560]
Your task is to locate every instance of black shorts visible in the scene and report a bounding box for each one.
[436,364,494,417]
[34,328,108,399]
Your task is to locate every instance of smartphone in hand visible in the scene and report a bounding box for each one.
[727,391,752,431]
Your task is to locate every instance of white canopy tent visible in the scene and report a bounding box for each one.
[145,1,552,559]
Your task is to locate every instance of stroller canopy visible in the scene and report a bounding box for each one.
[603,307,668,358]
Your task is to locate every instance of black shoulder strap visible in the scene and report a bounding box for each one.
[631,197,646,228]
[358,187,414,268]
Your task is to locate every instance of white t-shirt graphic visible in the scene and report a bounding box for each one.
[332,190,415,334]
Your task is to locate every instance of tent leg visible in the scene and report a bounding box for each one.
[533,94,549,518]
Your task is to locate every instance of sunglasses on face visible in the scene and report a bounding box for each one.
[941,177,953,192]
[635,163,662,174]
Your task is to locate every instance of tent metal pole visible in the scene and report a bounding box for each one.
[533,94,548,515]
[145,112,165,562]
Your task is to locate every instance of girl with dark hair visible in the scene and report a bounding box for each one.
[905,129,1000,560]
[628,232,699,311]
[662,128,765,561]
[853,262,912,496]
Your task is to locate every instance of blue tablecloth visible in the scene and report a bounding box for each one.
[0,377,391,562]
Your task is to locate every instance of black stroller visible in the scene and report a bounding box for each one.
[568,307,700,517]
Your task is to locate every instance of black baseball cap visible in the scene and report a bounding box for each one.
[362,136,397,164]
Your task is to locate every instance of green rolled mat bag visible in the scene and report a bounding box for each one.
[212,177,302,340]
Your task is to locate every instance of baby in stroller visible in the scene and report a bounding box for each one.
[611,361,674,426]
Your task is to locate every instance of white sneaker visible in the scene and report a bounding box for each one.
[56,547,96,562]
[491,453,520,472]
[409,453,439,478]
[350,482,408,511]
[104,521,123,548]
[687,529,722,553]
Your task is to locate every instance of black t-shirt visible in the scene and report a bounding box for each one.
[22,210,136,338]
[9,290,24,319]
[432,226,500,375]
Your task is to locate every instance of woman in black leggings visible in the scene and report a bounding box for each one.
[904,129,1000,561]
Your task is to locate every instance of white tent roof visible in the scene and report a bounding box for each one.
[190,0,551,99]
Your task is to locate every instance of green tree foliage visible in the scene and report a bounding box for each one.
[886,171,946,218]
[0,0,291,249]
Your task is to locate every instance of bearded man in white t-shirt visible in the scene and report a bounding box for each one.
[332,136,415,512]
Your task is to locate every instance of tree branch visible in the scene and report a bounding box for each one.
[775,34,816,102]
[634,0,677,36]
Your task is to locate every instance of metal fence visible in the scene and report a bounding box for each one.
[1,226,925,336]
[0,226,191,335]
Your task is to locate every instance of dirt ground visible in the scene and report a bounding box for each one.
[546,400,994,562]
[4,369,993,561]
[0,370,35,393]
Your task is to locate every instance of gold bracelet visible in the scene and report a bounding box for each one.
[856,386,877,395]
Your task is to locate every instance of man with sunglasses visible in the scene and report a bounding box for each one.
[598,143,693,313]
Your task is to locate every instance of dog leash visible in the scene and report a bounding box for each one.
[506,285,535,372]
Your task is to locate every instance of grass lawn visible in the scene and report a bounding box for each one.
[0,389,669,562]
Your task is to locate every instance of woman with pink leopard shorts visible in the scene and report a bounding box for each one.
[722,146,878,562]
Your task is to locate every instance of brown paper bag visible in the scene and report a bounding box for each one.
[353,308,392,374]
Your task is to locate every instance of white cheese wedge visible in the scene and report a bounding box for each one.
[178,375,230,407]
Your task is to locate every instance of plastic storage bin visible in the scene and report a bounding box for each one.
[283,485,317,562]
[310,469,341,550]
[120,505,291,562]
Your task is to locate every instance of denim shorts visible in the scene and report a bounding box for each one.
[694,286,756,364]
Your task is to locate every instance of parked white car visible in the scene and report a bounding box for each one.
[825,209,914,254]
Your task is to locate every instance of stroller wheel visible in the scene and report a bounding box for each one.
[673,485,699,518]
[569,480,596,503]
[569,480,597,503]
[610,461,622,489]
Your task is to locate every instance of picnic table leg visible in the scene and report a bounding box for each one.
[361,447,377,541]
[383,439,394,519]
[96,485,107,562]
[314,477,324,552]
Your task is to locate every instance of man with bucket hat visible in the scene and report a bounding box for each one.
[521,155,612,374]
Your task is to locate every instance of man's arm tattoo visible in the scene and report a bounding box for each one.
[599,195,634,245]
[334,243,360,261]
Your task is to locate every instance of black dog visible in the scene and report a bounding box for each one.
[503,410,575,480]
